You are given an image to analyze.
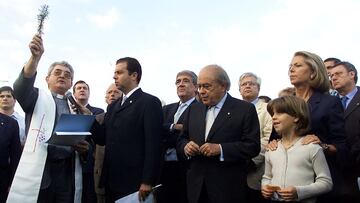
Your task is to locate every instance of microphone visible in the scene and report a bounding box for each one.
[66,92,82,114]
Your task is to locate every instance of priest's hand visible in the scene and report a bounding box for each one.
[73,140,89,154]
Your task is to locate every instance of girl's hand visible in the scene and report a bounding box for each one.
[277,186,298,201]
[261,185,278,199]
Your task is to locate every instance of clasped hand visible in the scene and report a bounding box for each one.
[184,141,220,157]
[262,185,298,201]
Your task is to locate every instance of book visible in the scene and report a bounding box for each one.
[47,114,95,146]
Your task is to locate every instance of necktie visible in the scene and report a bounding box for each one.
[341,96,348,109]
[121,95,127,106]
[173,103,187,123]
[205,106,216,141]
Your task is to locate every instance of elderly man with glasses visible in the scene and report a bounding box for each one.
[8,34,89,203]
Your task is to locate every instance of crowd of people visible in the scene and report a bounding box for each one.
[0,33,360,203]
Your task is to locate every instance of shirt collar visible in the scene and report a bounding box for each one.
[51,92,66,99]
[124,86,140,98]
[213,93,227,109]
[341,87,358,101]
[180,97,195,106]
[251,98,259,105]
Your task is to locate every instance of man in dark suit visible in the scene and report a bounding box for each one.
[0,113,21,202]
[73,80,105,115]
[92,57,163,202]
[176,65,260,203]
[330,61,360,201]
[73,80,104,203]
[157,70,198,203]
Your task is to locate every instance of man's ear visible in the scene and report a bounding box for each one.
[45,75,49,83]
[349,71,355,79]
[131,72,138,81]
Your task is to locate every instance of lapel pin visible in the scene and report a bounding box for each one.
[130,100,133,104]
[227,112,231,115]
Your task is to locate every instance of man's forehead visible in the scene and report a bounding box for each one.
[75,83,88,88]
[53,65,71,72]
[108,89,120,94]
[241,76,256,81]
[198,74,216,83]
[332,65,347,72]
[176,74,191,80]
[0,91,12,96]
[115,62,128,70]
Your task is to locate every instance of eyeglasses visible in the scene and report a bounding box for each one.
[240,81,257,87]
[52,69,72,79]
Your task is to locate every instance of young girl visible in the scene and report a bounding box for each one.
[261,96,332,203]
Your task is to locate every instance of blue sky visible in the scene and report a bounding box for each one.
[1,0,360,112]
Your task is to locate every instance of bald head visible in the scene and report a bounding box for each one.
[198,65,230,106]
[105,83,122,105]
[200,65,231,90]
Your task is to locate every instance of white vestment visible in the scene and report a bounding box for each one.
[7,89,82,203]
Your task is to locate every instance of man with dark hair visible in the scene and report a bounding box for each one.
[157,70,198,203]
[0,113,21,202]
[324,58,341,70]
[324,57,341,96]
[177,65,260,203]
[73,80,104,115]
[73,80,104,203]
[92,57,163,202]
[330,61,360,201]
[8,34,89,203]
[0,86,26,146]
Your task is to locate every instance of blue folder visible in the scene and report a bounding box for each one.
[47,114,95,146]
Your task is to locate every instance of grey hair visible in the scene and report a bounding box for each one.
[176,70,198,85]
[47,61,74,80]
[239,72,261,88]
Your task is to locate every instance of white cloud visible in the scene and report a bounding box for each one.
[87,7,119,29]
[0,0,36,18]
[13,21,39,37]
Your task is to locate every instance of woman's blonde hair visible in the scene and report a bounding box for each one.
[293,51,330,93]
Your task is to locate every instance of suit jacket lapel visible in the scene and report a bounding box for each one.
[168,103,179,123]
[307,91,321,113]
[116,88,142,112]
[206,95,232,141]
[199,104,208,144]
[255,101,263,116]
[178,99,197,124]
[345,87,360,118]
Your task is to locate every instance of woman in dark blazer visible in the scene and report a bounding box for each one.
[287,51,347,203]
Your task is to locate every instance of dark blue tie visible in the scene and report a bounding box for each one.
[341,96,348,109]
